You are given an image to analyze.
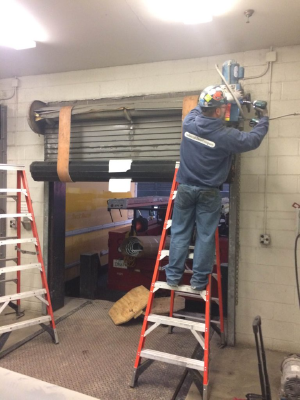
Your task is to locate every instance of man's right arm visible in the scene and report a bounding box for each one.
[225,116,269,153]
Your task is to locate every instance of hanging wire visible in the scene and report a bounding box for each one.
[295,233,300,308]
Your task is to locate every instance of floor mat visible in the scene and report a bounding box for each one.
[1,300,200,400]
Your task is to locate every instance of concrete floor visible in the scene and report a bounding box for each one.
[0,297,87,353]
[0,297,287,400]
[186,337,286,399]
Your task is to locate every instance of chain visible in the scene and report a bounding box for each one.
[235,154,241,306]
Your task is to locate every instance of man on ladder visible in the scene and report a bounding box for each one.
[131,86,269,399]
[165,85,269,291]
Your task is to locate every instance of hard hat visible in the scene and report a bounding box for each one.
[199,85,228,107]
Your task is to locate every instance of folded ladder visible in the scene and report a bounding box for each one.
[130,161,225,400]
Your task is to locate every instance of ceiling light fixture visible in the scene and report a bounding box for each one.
[0,0,47,50]
[144,0,239,24]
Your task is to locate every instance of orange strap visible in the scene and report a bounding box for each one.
[57,105,73,182]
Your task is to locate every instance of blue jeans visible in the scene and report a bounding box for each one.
[165,183,221,289]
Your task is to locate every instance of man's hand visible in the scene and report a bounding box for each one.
[255,107,269,118]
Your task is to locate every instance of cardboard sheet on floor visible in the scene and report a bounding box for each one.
[109,285,149,325]
[109,285,186,325]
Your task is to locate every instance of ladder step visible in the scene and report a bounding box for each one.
[0,315,51,334]
[160,250,196,260]
[173,312,221,326]
[1,279,17,284]
[0,164,25,171]
[0,263,42,275]
[147,314,205,332]
[153,281,206,300]
[0,213,32,220]
[159,250,169,260]
[140,349,204,371]
[0,189,27,195]
[0,288,46,303]
[0,257,18,263]
[0,195,17,200]
[0,238,37,246]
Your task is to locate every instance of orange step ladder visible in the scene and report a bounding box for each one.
[0,164,58,353]
[130,161,225,400]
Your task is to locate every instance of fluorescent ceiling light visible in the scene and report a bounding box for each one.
[144,0,238,24]
[0,0,47,50]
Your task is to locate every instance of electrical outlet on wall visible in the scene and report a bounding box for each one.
[260,234,271,245]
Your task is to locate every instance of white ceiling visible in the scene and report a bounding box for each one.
[1,0,300,79]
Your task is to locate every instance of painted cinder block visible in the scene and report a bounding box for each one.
[282,81,300,100]
[267,229,297,249]
[272,338,299,353]
[236,332,274,350]
[266,175,297,193]
[267,215,295,231]
[241,157,266,174]
[244,49,268,67]
[239,245,257,264]
[267,193,300,212]
[278,156,300,174]
[238,262,275,284]
[240,210,264,230]
[236,297,274,320]
[240,193,265,211]
[240,175,259,193]
[279,118,300,138]
[239,228,264,247]
[278,45,300,63]
[261,318,295,341]
[269,138,299,156]
[274,266,298,288]
[256,247,294,268]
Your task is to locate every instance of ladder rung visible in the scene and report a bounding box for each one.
[160,249,196,260]
[0,288,46,303]
[140,349,204,371]
[173,312,221,326]
[0,263,42,275]
[0,213,32,220]
[0,315,51,334]
[147,314,205,332]
[0,164,25,171]
[0,257,18,263]
[0,189,27,195]
[0,195,17,200]
[0,238,37,246]
[153,281,206,300]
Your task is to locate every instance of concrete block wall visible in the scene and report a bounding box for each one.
[0,45,299,351]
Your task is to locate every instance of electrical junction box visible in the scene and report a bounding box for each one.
[266,51,277,62]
